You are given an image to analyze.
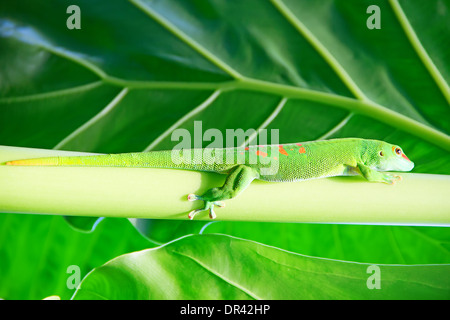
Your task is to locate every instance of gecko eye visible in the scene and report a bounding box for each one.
[395,147,402,155]
[379,151,384,157]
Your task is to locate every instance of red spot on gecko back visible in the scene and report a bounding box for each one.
[278,145,289,156]
[256,150,268,157]
[244,147,249,150]
[296,143,302,146]
[299,147,306,154]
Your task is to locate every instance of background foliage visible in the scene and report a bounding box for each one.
[0,0,449,299]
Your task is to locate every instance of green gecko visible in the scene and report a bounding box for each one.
[2,138,414,220]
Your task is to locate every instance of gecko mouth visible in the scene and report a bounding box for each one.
[401,159,414,171]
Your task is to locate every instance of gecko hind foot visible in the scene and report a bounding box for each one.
[187,204,218,220]
[187,196,224,220]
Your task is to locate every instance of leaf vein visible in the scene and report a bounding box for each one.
[129,0,243,80]
[317,112,353,140]
[143,89,222,152]
[173,250,261,300]
[269,0,368,101]
[388,0,450,105]
[0,81,103,104]
[53,87,129,150]
[243,96,288,146]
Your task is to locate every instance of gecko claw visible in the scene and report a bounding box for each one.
[209,207,217,219]
[188,209,202,220]
[187,194,200,202]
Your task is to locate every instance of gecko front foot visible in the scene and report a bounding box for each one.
[383,174,402,185]
[187,194,225,220]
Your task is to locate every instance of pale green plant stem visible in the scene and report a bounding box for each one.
[1,146,449,226]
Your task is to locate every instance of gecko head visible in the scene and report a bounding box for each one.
[369,141,414,172]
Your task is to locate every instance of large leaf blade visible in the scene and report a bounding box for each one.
[73,234,450,300]
[0,213,152,300]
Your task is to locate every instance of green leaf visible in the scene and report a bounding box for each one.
[132,220,450,265]
[73,234,450,300]
[203,222,450,264]
[0,213,152,300]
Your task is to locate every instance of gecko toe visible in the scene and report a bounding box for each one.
[187,194,199,202]
[187,199,224,220]
[188,209,202,220]
[390,175,402,185]
[213,201,226,208]
[209,207,217,219]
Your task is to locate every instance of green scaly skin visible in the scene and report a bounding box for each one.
[1,138,414,220]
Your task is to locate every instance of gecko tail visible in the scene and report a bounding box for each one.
[1,157,60,166]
